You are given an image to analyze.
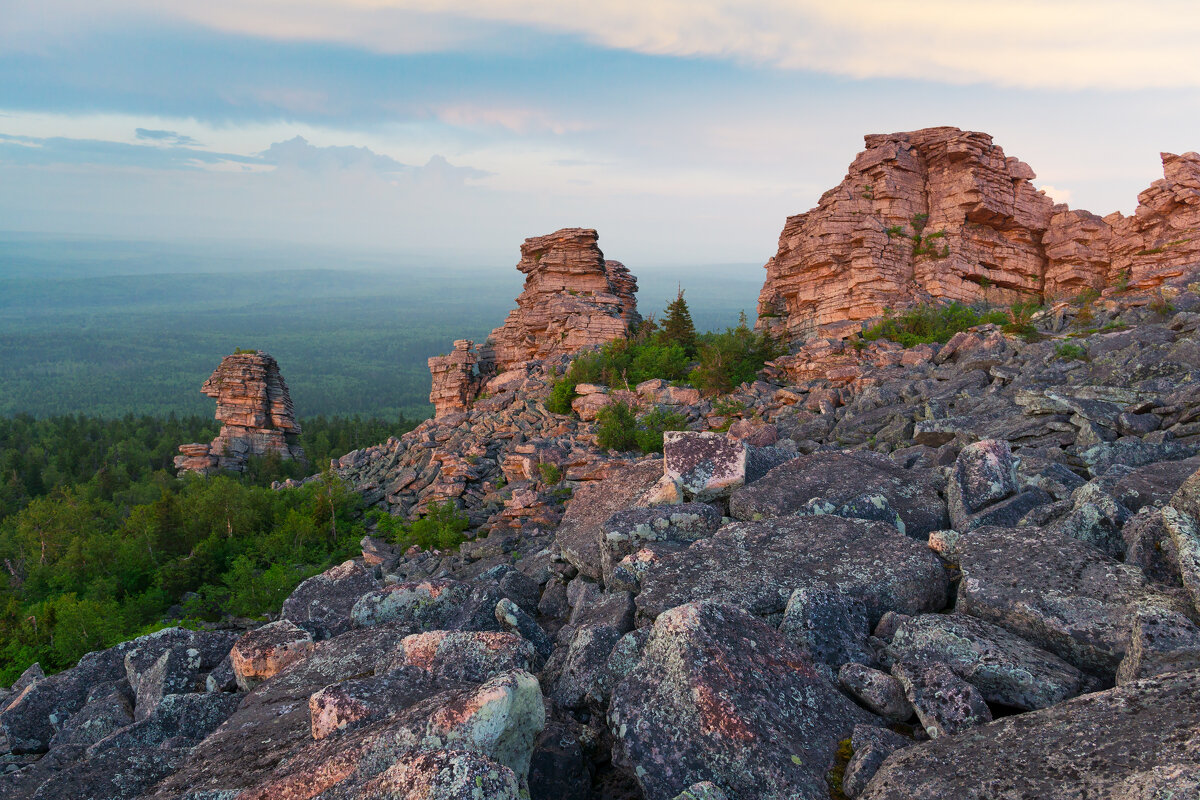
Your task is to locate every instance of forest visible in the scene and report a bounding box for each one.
[0,413,416,683]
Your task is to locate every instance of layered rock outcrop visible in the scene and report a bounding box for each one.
[757,127,1200,345]
[175,350,306,475]
[428,228,639,418]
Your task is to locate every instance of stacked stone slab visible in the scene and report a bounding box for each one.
[428,228,640,418]
[175,350,306,475]
[757,127,1200,346]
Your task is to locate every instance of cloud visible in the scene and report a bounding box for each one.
[1037,184,1072,205]
[49,0,1200,90]
[435,105,589,136]
[135,128,200,146]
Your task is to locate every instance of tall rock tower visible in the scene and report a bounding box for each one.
[175,350,307,476]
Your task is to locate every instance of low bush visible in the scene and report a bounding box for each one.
[687,314,785,396]
[371,500,470,552]
[536,462,562,484]
[861,303,1008,347]
[1054,341,1089,361]
[595,402,688,454]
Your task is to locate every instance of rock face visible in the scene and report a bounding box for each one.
[427,228,640,418]
[175,350,305,475]
[756,127,1200,345]
[860,670,1200,800]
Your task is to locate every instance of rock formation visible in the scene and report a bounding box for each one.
[757,127,1200,345]
[428,228,640,418]
[174,350,306,475]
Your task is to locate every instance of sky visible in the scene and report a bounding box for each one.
[2,1,1199,266]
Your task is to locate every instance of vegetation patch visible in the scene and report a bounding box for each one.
[1054,342,1089,361]
[370,500,469,553]
[595,401,688,454]
[826,737,854,799]
[861,302,1009,347]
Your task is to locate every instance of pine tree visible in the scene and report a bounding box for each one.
[661,288,698,357]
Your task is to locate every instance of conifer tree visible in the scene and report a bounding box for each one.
[661,288,698,357]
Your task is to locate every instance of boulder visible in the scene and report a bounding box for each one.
[550,624,625,709]
[1097,455,1200,512]
[47,683,133,750]
[555,460,663,580]
[860,670,1200,800]
[955,525,1190,678]
[1164,507,1200,615]
[837,664,913,723]
[729,450,947,537]
[843,725,911,799]
[351,749,523,800]
[1049,482,1132,558]
[229,620,316,691]
[495,597,554,659]
[946,439,1020,531]
[86,692,240,754]
[129,645,205,720]
[380,631,540,684]
[663,431,753,502]
[886,613,1086,710]
[600,503,722,586]
[280,558,379,640]
[1116,603,1200,684]
[779,586,874,678]
[634,516,949,625]
[891,661,992,739]
[307,666,456,740]
[608,601,878,800]
[29,746,191,800]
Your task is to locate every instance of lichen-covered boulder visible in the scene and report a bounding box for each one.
[843,725,910,799]
[1165,506,1200,615]
[86,692,241,755]
[886,613,1086,710]
[46,683,133,750]
[350,579,472,630]
[230,619,316,691]
[308,666,454,740]
[729,450,947,537]
[859,670,1200,799]
[555,460,663,580]
[837,663,913,724]
[549,624,624,709]
[351,749,524,800]
[946,439,1019,530]
[1049,482,1131,558]
[608,601,878,800]
[955,525,1192,678]
[663,432,754,502]
[634,516,948,625]
[381,631,540,684]
[779,586,874,678]
[28,746,191,800]
[891,661,992,739]
[281,558,379,640]
[600,503,722,586]
[1116,603,1200,684]
[129,645,205,720]
[494,598,553,659]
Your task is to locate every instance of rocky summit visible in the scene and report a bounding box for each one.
[756,127,1200,345]
[174,350,306,476]
[8,130,1200,800]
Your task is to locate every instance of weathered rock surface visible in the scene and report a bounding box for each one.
[634,515,949,624]
[555,459,663,580]
[757,127,1200,346]
[837,663,913,723]
[892,660,992,739]
[779,586,874,678]
[955,525,1190,678]
[382,630,540,684]
[609,601,878,800]
[428,338,484,419]
[843,725,911,799]
[229,619,316,691]
[281,558,380,640]
[729,450,946,537]
[887,613,1085,710]
[1116,603,1200,684]
[860,670,1200,800]
[175,350,305,475]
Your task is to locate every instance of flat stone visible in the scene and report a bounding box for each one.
[634,516,949,626]
[663,431,751,502]
[379,630,539,684]
[729,451,947,538]
[955,525,1190,678]
[887,613,1086,710]
[859,670,1200,800]
[609,601,878,800]
[351,749,523,800]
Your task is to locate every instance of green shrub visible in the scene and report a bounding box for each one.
[1002,300,1044,341]
[634,407,689,454]
[1054,341,1088,361]
[545,339,690,414]
[688,314,785,397]
[596,401,639,451]
[861,303,1008,348]
[372,501,470,552]
[1149,291,1176,317]
[536,462,562,484]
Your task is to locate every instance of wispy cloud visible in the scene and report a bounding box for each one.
[135,128,200,146]
[34,0,1200,90]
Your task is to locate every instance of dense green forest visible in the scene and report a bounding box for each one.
[0,413,417,683]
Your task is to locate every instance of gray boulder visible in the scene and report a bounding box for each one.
[955,525,1191,679]
[779,586,874,678]
[887,613,1086,710]
[891,661,991,739]
[1116,603,1200,684]
[1049,482,1131,558]
[280,558,379,640]
[837,663,913,723]
[1164,506,1200,615]
[47,683,133,750]
[555,460,663,580]
[946,439,1019,531]
[843,725,911,799]
[1096,455,1200,512]
[634,515,949,625]
[729,450,947,537]
[609,601,878,800]
[86,692,240,755]
[860,670,1200,800]
[601,503,722,586]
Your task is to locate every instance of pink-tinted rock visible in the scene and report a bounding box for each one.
[230,620,315,691]
[663,431,749,502]
[175,350,305,475]
[428,339,483,419]
[381,631,540,684]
